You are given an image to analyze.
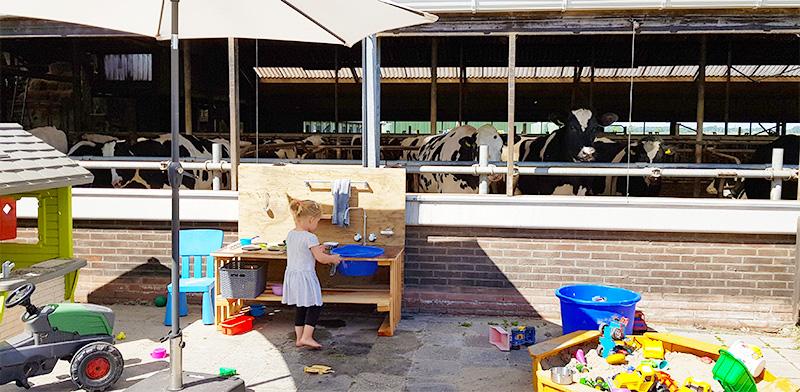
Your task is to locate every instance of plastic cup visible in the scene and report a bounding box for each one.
[240,238,252,246]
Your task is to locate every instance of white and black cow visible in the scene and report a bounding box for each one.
[416,124,504,193]
[743,135,799,199]
[592,136,674,196]
[67,138,136,188]
[516,108,618,195]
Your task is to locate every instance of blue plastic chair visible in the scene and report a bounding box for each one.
[164,229,224,326]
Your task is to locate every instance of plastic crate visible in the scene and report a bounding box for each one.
[219,261,267,299]
[220,315,254,335]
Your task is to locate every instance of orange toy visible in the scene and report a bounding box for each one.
[655,371,680,392]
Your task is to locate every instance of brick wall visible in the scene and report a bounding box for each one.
[404,226,796,331]
[0,277,64,341]
[16,220,796,331]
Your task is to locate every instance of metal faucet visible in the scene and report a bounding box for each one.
[345,207,367,245]
[2,261,14,279]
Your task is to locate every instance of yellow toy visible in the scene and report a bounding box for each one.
[641,338,665,360]
[612,364,656,392]
[679,377,711,392]
[607,353,627,365]
[304,365,335,375]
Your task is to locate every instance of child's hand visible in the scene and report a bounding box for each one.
[334,255,342,265]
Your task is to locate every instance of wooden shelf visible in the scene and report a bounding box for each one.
[244,287,390,311]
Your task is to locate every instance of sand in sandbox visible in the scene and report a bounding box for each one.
[543,344,720,392]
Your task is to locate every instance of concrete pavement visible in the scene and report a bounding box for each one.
[1,303,799,392]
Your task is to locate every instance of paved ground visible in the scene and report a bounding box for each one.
[1,303,800,392]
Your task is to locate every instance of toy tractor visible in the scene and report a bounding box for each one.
[0,283,123,391]
[597,316,630,358]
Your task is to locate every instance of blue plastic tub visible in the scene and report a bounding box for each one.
[249,304,265,317]
[331,245,384,276]
[555,285,641,336]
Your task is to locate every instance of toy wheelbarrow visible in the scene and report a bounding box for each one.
[305,365,335,375]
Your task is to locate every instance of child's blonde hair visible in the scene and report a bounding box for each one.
[290,199,322,221]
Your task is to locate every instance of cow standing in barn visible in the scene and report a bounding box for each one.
[592,136,675,196]
[415,124,504,193]
[742,134,799,199]
[516,108,618,195]
[67,138,136,188]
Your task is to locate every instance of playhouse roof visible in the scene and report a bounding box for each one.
[0,124,93,194]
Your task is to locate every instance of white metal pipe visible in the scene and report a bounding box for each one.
[772,148,784,200]
[408,165,797,179]
[77,161,231,171]
[479,145,488,195]
[212,143,221,191]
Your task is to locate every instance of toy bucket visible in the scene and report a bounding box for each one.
[713,349,757,392]
[555,285,641,335]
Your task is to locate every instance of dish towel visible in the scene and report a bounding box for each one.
[331,178,351,227]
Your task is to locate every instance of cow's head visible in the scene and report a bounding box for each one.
[100,140,136,188]
[550,109,618,162]
[629,136,674,164]
[475,124,504,182]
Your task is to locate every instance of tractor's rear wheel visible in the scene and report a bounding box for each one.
[70,342,123,392]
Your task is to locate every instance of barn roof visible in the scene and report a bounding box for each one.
[0,124,93,194]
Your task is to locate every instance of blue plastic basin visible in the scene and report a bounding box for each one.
[555,284,641,336]
[249,304,265,317]
[331,245,384,276]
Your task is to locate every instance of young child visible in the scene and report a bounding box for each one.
[283,199,341,348]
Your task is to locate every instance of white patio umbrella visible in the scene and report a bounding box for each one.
[0,1,436,390]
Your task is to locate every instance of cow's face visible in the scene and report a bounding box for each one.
[629,137,674,164]
[551,109,618,162]
[101,141,136,188]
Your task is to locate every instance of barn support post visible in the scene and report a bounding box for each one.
[589,50,595,109]
[571,66,582,108]
[228,38,240,191]
[724,41,731,136]
[183,40,192,135]
[506,33,517,197]
[70,41,82,135]
[459,41,464,126]
[361,35,380,168]
[335,47,339,134]
[431,37,438,134]
[771,148,784,201]
[693,35,707,198]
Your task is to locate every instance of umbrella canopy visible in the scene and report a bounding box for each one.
[0,0,436,46]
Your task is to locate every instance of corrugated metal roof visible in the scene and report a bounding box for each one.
[0,124,93,194]
[393,0,798,12]
[253,65,800,81]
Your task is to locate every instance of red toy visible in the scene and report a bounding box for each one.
[633,311,648,333]
[220,315,254,335]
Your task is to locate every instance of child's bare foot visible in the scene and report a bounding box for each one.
[298,338,322,348]
[296,340,303,347]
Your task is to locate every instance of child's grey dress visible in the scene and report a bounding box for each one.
[282,230,323,307]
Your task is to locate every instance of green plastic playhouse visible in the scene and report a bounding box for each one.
[0,124,94,324]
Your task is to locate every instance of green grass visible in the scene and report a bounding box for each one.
[459,322,472,327]
[487,321,499,326]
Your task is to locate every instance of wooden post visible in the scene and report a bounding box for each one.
[431,37,438,134]
[589,45,595,109]
[71,41,82,136]
[183,41,192,135]
[507,34,517,197]
[335,47,339,134]
[228,38,240,191]
[459,41,464,126]
[724,41,731,136]
[571,66,581,108]
[693,35,707,197]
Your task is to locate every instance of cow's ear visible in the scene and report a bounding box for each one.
[548,113,565,126]
[598,112,619,126]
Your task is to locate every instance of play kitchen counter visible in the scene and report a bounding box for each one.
[211,246,404,336]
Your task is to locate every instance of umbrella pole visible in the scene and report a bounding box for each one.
[169,0,184,390]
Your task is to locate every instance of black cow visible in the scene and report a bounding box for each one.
[592,136,675,196]
[516,108,618,195]
[67,139,136,188]
[743,135,799,200]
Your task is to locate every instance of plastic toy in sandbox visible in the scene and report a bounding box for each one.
[597,316,634,360]
[0,283,123,391]
[489,325,535,351]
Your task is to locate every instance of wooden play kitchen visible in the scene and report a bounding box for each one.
[528,330,799,392]
[213,165,406,336]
